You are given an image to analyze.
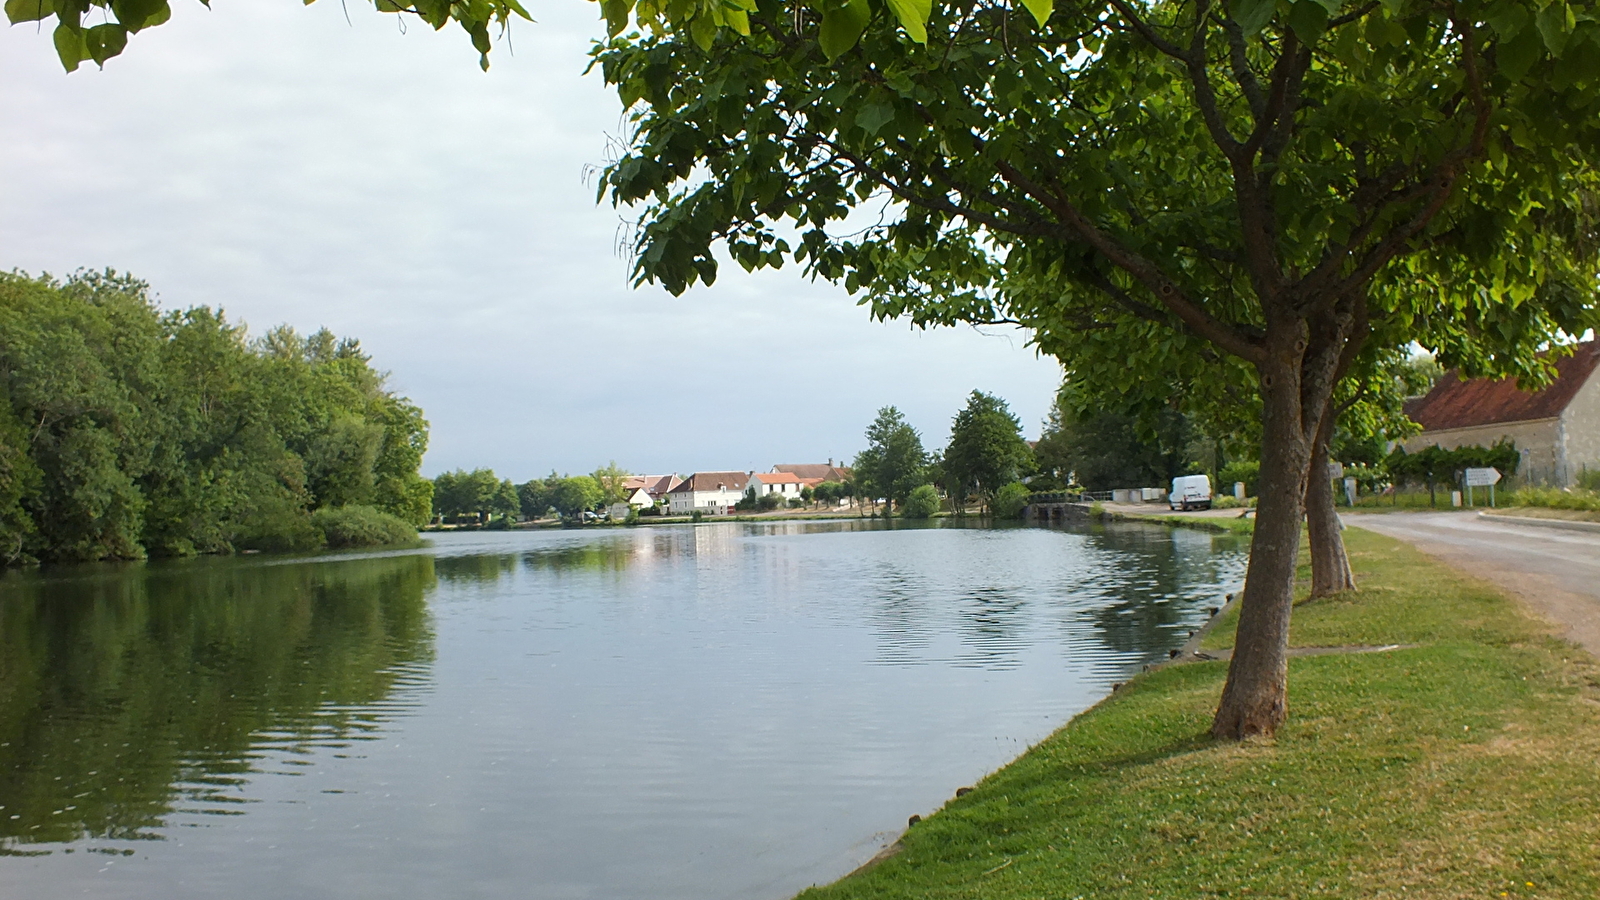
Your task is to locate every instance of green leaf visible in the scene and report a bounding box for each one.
[1498,22,1543,80]
[5,0,53,24]
[689,12,716,51]
[1286,0,1327,43]
[1536,2,1572,57]
[818,0,870,60]
[600,0,632,37]
[883,0,929,43]
[1018,0,1052,28]
[856,98,894,135]
[110,0,167,31]
[84,22,127,64]
[1229,0,1274,35]
[1310,0,1340,14]
[52,20,86,71]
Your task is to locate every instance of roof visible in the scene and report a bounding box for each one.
[1406,342,1600,432]
[625,474,682,497]
[668,471,751,493]
[751,472,802,484]
[773,464,852,482]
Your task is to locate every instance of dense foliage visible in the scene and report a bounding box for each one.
[0,271,431,565]
[901,483,940,518]
[942,391,1033,510]
[433,468,519,523]
[852,406,930,511]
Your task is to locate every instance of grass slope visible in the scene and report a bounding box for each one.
[801,529,1600,899]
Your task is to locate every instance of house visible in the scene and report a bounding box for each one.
[747,471,803,502]
[624,474,683,503]
[622,487,654,508]
[667,472,750,515]
[1403,341,1600,486]
[772,461,853,488]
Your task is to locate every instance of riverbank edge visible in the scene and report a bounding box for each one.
[1098,505,1256,536]
[796,527,1600,899]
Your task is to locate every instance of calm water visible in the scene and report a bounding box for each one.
[0,519,1245,899]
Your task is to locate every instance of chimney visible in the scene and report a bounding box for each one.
[828,457,833,466]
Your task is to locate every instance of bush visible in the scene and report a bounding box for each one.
[691,510,703,523]
[1218,460,1260,497]
[757,493,782,511]
[787,496,806,509]
[1577,468,1600,492]
[312,505,420,549]
[902,484,940,518]
[992,482,1031,519]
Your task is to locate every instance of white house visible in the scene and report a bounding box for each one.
[747,471,803,502]
[623,487,654,508]
[667,472,750,515]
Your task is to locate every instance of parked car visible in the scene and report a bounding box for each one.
[1170,474,1212,511]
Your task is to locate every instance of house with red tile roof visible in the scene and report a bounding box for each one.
[623,474,683,504]
[1403,341,1600,486]
[771,461,852,488]
[748,471,803,503]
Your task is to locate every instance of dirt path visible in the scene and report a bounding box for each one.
[1350,511,1600,657]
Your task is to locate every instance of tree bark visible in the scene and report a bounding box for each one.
[1306,404,1355,597]
[1211,357,1311,740]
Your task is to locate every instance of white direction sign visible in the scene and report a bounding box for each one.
[1464,467,1502,487]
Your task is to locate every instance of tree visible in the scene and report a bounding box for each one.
[596,0,1600,738]
[851,406,929,513]
[13,0,529,72]
[942,391,1033,513]
[0,271,428,562]
[591,461,632,506]
[432,468,502,522]
[518,474,559,520]
[1038,405,1195,493]
[549,476,603,519]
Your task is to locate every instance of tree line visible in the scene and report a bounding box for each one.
[851,390,1035,519]
[0,271,432,566]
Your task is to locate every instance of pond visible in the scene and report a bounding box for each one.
[0,519,1246,900]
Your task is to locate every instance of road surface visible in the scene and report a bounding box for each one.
[1350,511,1600,656]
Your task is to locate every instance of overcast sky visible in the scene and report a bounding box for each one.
[0,0,1062,480]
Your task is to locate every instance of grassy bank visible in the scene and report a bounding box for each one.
[1103,506,1257,536]
[801,528,1600,899]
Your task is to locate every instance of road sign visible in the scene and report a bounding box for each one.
[1464,467,1501,487]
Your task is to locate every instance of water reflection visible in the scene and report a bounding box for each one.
[0,554,435,852]
[0,521,1245,900]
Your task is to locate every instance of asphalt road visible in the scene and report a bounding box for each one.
[1350,511,1600,656]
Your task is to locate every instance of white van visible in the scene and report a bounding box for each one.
[1169,474,1212,511]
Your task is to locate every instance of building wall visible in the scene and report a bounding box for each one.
[669,489,742,514]
[1403,418,1561,485]
[1559,371,1600,484]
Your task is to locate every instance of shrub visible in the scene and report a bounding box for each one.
[902,484,940,518]
[1577,468,1600,492]
[1512,486,1600,511]
[1218,460,1260,497]
[757,493,782,511]
[992,482,1031,519]
[312,505,420,549]
[691,510,703,523]
[788,496,806,509]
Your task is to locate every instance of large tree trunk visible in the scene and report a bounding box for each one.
[1306,405,1355,597]
[1211,360,1313,740]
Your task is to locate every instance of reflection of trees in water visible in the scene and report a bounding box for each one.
[866,568,934,666]
[0,553,435,850]
[952,586,1030,670]
[1077,525,1244,654]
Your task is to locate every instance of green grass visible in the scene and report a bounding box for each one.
[802,528,1600,899]
[1114,511,1257,536]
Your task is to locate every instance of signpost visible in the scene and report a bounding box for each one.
[1464,467,1502,508]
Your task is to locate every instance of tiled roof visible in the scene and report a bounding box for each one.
[751,472,802,484]
[1406,342,1600,432]
[668,471,750,493]
[773,464,852,482]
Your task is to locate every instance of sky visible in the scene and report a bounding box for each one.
[0,0,1063,481]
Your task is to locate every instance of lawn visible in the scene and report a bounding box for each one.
[800,528,1600,899]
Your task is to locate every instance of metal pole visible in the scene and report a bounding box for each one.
[1467,484,1473,508]
[1490,483,1496,508]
